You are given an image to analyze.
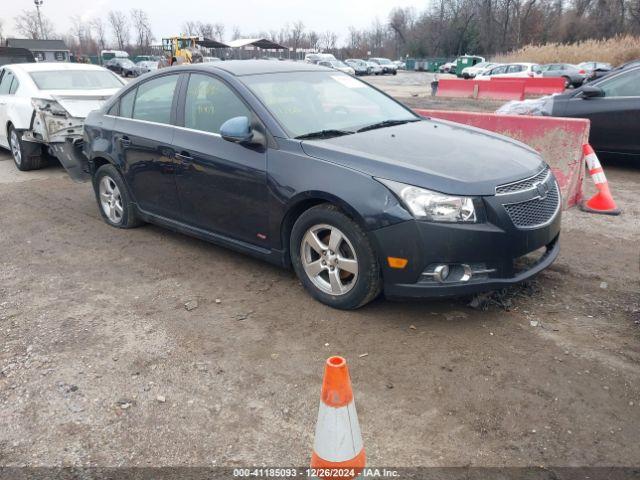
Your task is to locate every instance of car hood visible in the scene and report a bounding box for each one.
[37,89,120,118]
[300,119,544,196]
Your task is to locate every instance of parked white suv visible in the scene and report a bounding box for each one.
[0,62,124,171]
[476,63,542,80]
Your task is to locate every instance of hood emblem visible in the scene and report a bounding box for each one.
[536,182,549,200]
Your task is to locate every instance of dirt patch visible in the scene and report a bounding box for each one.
[0,110,638,467]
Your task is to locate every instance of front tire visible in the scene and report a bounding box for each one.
[290,204,381,309]
[9,126,44,171]
[93,164,142,228]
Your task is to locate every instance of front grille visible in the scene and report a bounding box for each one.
[496,166,550,195]
[503,181,560,228]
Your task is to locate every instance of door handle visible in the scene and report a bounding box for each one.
[119,136,131,147]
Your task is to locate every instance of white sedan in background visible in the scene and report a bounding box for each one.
[460,61,498,79]
[475,62,542,80]
[318,60,356,76]
[0,62,124,173]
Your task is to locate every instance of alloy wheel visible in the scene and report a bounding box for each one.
[10,130,21,166]
[99,176,124,224]
[300,224,359,296]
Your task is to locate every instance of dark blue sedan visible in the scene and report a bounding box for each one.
[80,60,561,309]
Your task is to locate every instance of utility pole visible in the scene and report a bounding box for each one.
[34,0,44,39]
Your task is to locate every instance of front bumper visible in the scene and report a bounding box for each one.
[371,197,561,299]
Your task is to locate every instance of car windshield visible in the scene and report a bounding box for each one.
[377,59,391,64]
[243,71,417,138]
[29,70,123,90]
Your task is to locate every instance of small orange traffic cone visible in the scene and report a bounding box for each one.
[580,144,621,215]
[310,356,365,480]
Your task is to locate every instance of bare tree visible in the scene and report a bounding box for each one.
[14,9,54,39]
[290,20,306,52]
[197,22,214,39]
[182,21,198,36]
[91,17,108,51]
[131,9,154,51]
[70,15,89,53]
[321,30,338,51]
[0,19,4,43]
[213,23,226,41]
[231,26,242,40]
[308,30,321,51]
[108,10,129,50]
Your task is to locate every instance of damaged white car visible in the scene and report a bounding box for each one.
[0,63,124,177]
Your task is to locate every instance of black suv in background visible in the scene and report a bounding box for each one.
[0,47,35,67]
[80,61,560,309]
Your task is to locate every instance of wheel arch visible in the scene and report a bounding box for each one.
[89,154,119,176]
[279,191,369,267]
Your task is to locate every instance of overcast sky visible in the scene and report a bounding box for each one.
[3,0,429,43]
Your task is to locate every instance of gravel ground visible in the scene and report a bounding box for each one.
[0,76,638,469]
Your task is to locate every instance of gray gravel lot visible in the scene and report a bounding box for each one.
[0,73,638,468]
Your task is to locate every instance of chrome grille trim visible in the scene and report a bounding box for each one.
[502,180,561,229]
[496,166,551,196]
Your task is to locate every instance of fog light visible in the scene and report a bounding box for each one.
[433,264,450,283]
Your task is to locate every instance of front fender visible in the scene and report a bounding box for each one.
[267,143,413,251]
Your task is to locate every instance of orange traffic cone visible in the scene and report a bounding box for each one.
[580,144,621,215]
[310,356,365,480]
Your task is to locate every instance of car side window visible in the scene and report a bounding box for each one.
[599,71,640,97]
[132,75,179,124]
[119,88,136,118]
[184,73,251,134]
[491,65,507,75]
[9,77,19,94]
[0,70,13,95]
[508,65,523,73]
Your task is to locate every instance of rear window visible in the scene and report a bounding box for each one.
[29,70,123,90]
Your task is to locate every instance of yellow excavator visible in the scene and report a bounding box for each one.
[161,36,204,65]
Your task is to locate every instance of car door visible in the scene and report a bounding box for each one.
[0,68,13,147]
[172,72,269,247]
[112,73,182,218]
[558,68,640,156]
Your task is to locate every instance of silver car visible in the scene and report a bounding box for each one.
[540,63,587,88]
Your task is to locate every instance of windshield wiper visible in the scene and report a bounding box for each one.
[295,129,354,140]
[356,118,420,133]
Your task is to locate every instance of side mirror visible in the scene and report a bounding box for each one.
[220,116,253,144]
[580,85,604,99]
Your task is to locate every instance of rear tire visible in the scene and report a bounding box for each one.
[93,164,142,229]
[8,125,44,171]
[290,204,382,309]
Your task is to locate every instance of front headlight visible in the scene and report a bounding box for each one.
[377,178,477,223]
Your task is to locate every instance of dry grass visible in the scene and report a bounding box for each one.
[492,35,640,66]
